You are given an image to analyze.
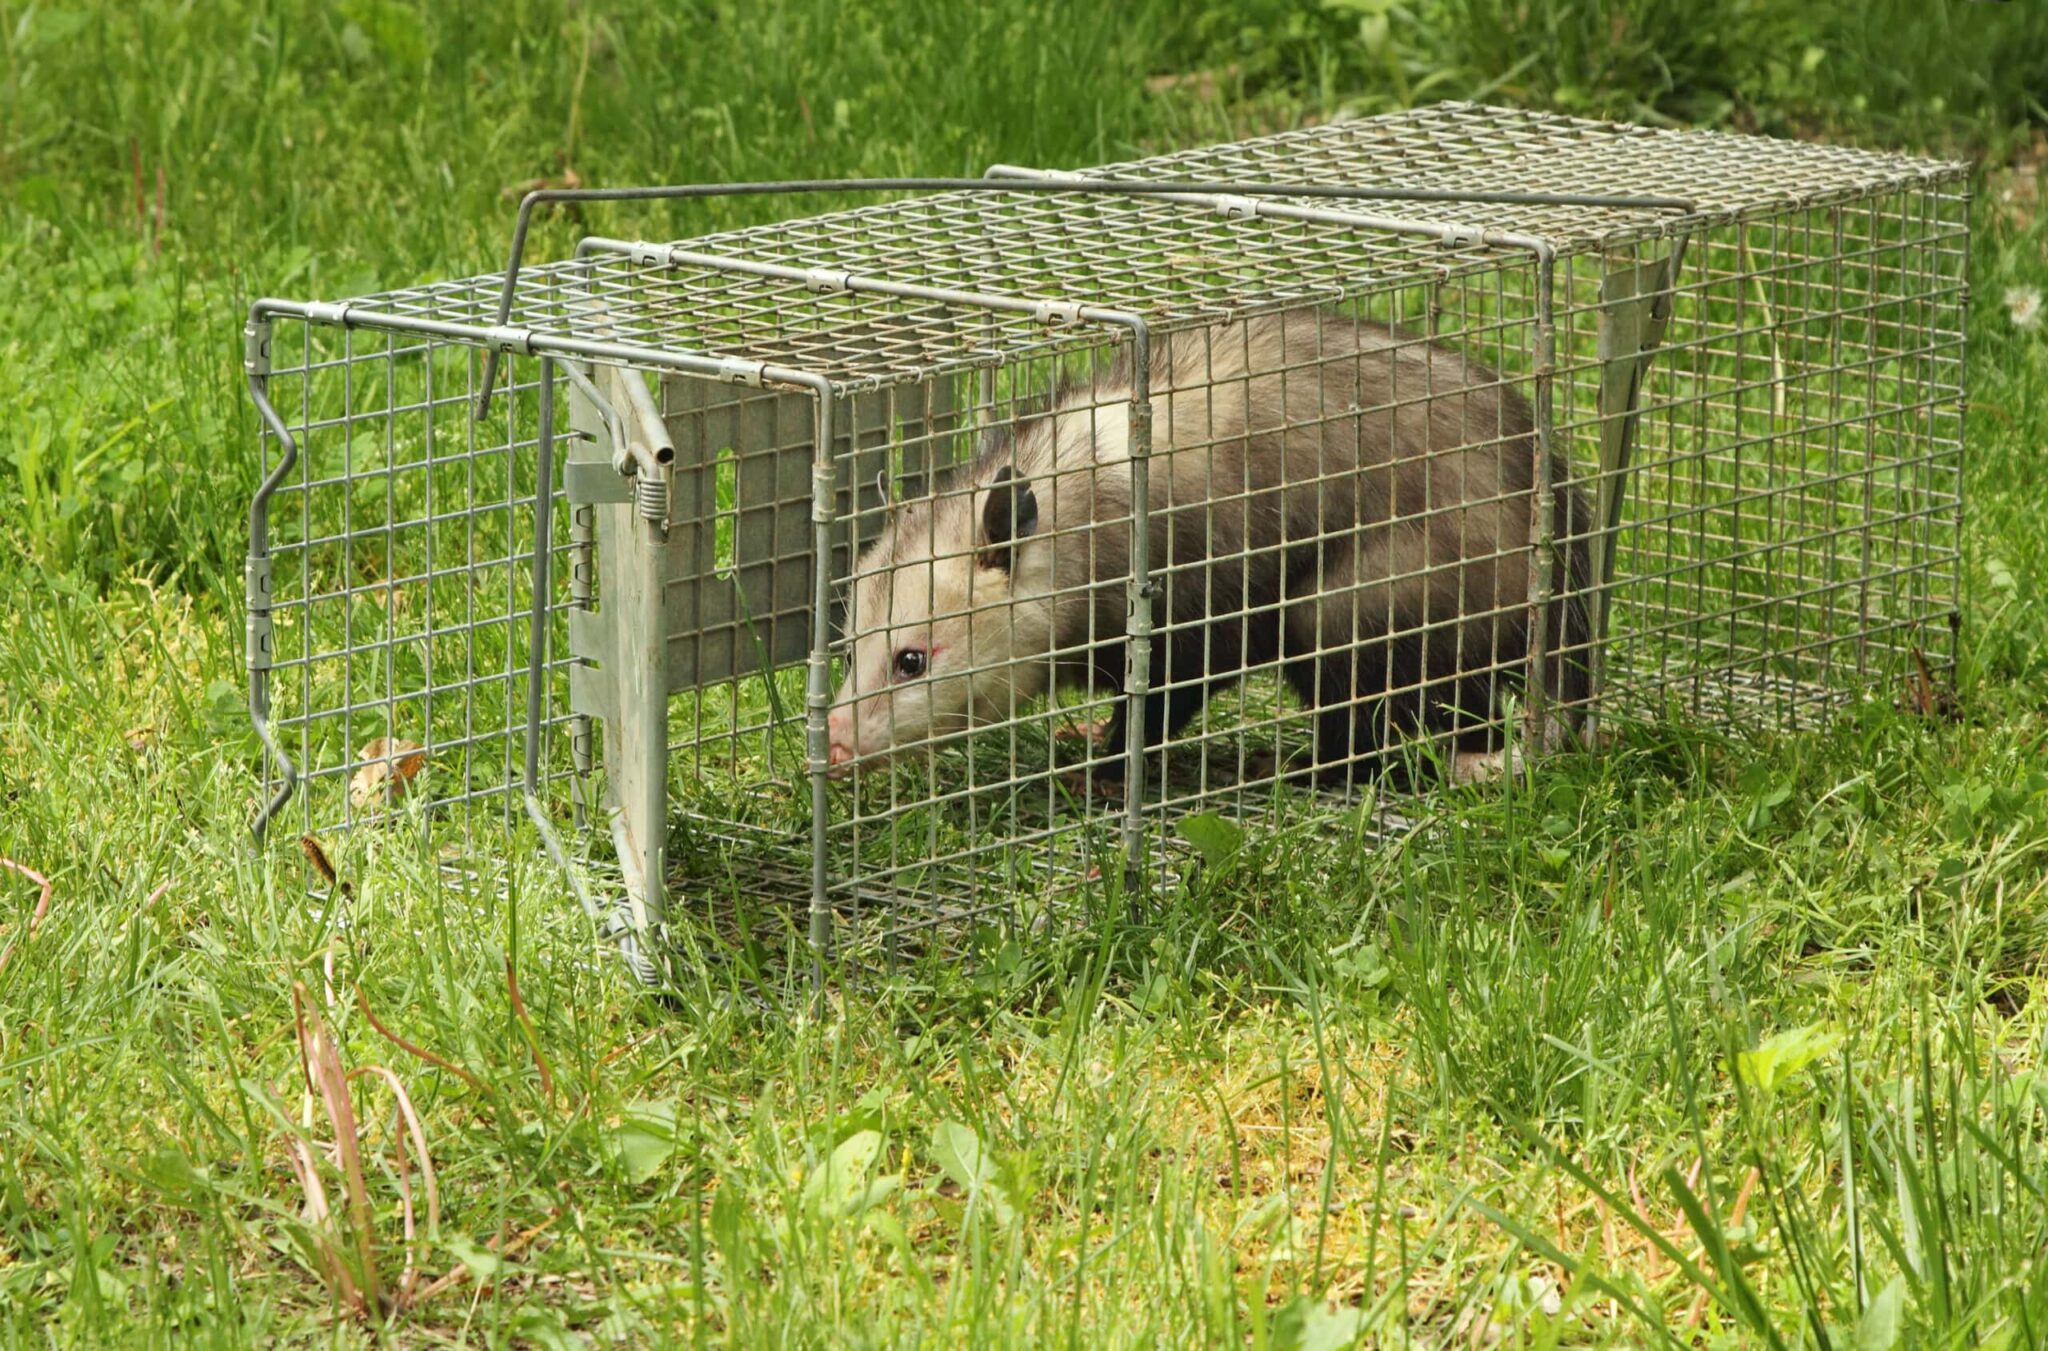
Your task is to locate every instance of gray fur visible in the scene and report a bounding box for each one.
[830,308,1592,781]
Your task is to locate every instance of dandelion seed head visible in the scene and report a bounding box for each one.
[2006,285,2044,332]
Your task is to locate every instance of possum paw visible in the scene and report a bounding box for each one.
[1054,716,1115,749]
[1449,746,1524,785]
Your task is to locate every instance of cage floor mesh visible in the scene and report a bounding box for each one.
[642,661,1867,968]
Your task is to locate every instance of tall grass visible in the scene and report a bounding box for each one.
[1,0,2046,1342]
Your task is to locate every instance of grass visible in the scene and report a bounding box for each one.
[4,0,2048,1343]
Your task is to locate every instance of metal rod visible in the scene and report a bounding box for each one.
[557,360,631,468]
[986,164,1570,255]
[249,298,824,397]
[245,310,298,842]
[631,439,670,960]
[798,374,839,994]
[518,359,602,926]
[1524,250,1558,744]
[474,174,1694,414]
[524,359,556,798]
[979,166,1691,211]
[580,242,1160,364]
[566,423,597,831]
[1120,335,1154,882]
[1950,185,1972,681]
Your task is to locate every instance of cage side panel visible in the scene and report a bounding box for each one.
[254,322,575,835]
[1559,182,1967,730]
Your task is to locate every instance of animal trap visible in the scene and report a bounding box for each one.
[242,104,1968,985]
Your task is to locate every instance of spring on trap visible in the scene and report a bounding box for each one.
[634,468,669,531]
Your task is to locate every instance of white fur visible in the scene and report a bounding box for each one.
[829,390,1140,765]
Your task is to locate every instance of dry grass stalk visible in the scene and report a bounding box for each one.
[285,981,443,1323]
[0,858,54,979]
[355,986,491,1096]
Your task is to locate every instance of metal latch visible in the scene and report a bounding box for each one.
[565,460,635,504]
[244,321,272,377]
[244,555,274,671]
[716,357,767,386]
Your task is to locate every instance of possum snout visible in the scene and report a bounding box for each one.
[825,706,856,777]
[823,687,940,776]
[828,649,1030,772]
[827,466,1054,774]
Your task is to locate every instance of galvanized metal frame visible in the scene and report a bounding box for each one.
[242,104,1970,988]
[247,165,1609,978]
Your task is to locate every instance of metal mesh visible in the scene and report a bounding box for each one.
[1567,186,1968,730]
[250,325,578,836]
[332,104,1961,391]
[813,298,1566,952]
[244,103,1970,975]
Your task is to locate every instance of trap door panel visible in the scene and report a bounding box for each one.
[658,374,965,691]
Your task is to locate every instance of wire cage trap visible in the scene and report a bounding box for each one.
[243,103,1969,984]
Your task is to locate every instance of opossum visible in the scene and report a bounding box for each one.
[824,309,1592,787]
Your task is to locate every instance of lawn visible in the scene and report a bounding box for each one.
[3,0,2048,1344]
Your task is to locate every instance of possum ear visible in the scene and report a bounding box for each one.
[978,465,1039,570]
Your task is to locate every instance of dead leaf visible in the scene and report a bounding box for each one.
[349,738,427,811]
[0,858,54,978]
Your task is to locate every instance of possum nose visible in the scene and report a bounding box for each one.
[825,709,857,777]
[826,739,857,780]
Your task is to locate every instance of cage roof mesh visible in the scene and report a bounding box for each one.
[336,102,1968,391]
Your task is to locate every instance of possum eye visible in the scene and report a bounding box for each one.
[892,649,928,680]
